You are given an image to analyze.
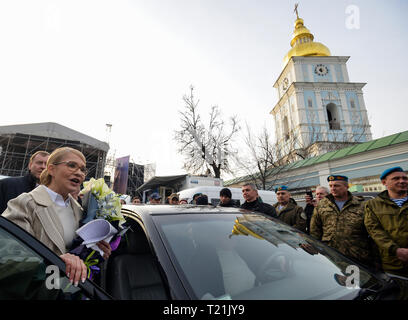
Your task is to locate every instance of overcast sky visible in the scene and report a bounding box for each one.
[0,0,407,178]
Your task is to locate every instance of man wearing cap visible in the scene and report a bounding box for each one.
[364,167,408,277]
[196,194,209,205]
[149,192,162,204]
[218,188,237,207]
[310,175,378,268]
[167,193,179,205]
[240,183,277,218]
[190,193,202,204]
[273,186,306,232]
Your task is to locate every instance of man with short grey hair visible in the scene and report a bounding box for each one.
[315,186,329,202]
[240,183,277,218]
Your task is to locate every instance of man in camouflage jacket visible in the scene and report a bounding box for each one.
[310,175,378,269]
[364,167,408,277]
[273,186,307,232]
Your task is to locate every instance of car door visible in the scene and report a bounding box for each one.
[0,216,112,300]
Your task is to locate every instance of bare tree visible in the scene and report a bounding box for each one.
[233,119,371,191]
[174,86,239,178]
[233,124,281,190]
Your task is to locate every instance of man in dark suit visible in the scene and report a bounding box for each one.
[0,150,49,214]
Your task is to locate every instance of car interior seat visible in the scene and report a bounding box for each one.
[107,223,167,300]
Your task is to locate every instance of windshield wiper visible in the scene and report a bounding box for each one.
[354,277,401,300]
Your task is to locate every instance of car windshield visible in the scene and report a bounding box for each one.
[154,213,379,300]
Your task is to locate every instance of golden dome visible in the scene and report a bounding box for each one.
[283,16,331,66]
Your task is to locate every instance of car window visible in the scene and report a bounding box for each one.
[0,226,93,300]
[104,218,169,300]
[155,213,380,300]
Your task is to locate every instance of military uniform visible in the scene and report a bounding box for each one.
[310,192,378,268]
[364,190,408,276]
[273,200,307,232]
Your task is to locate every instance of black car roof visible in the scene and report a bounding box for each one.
[121,204,246,216]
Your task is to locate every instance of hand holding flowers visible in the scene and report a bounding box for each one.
[70,178,128,280]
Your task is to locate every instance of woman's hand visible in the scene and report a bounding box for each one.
[60,253,87,286]
[96,240,112,260]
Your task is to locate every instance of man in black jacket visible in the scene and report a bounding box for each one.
[240,183,277,218]
[304,186,329,234]
[0,150,49,214]
[218,188,237,207]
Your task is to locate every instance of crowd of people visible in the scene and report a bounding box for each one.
[133,170,408,279]
[233,170,408,279]
[0,147,407,291]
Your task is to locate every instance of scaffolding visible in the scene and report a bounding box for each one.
[124,161,156,198]
[126,162,145,198]
[0,132,107,179]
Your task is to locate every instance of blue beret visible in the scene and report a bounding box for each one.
[275,185,289,192]
[380,167,404,180]
[327,175,348,182]
[149,192,161,200]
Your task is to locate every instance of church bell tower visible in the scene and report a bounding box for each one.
[271,5,372,162]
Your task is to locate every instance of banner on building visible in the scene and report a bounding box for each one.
[113,155,130,194]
